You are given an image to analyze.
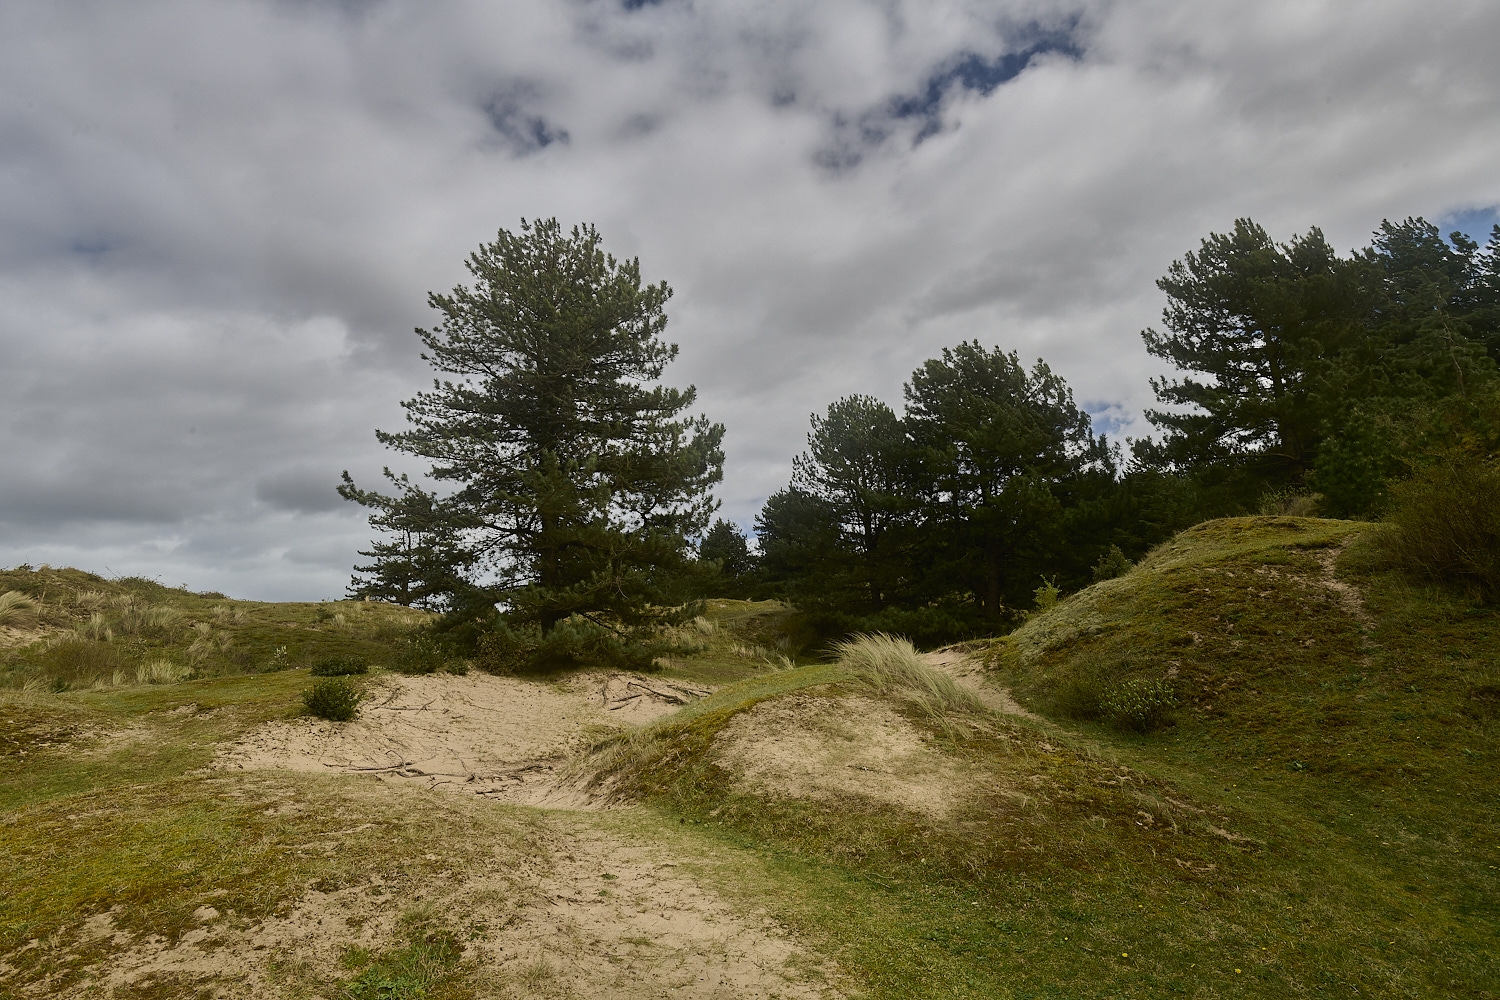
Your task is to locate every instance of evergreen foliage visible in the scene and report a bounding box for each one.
[698,519,756,592]
[341,219,725,649]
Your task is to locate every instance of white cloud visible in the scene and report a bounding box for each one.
[1,0,1497,595]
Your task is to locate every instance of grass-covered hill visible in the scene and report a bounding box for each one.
[0,566,430,693]
[580,515,1500,998]
[1,516,1496,998]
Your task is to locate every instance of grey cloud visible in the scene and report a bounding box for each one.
[2,0,1498,598]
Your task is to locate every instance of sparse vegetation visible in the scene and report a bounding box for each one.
[338,907,469,999]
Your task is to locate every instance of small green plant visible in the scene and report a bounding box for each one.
[392,632,450,675]
[303,677,363,722]
[1033,577,1061,613]
[1101,677,1177,733]
[339,907,466,998]
[310,655,369,677]
[264,645,291,672]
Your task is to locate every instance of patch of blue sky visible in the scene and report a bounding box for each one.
[1437,205,1500,246]
[889,25,1084,142]
[1084,404,1130,439]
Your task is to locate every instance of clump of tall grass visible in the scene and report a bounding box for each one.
[135,659,191,684]
[186,622,238,663]
[74,590,109,611]
[833,633,986,716]
[0,591,37,629]
[78,613,113,642]
[113,604,185,638]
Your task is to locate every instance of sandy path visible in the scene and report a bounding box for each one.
[218,670,711,805]
[920,648,1044,721]
[12,671,848,997]
[29,793,841,999]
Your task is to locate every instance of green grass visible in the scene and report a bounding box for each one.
[577,516,1500,998]
[3,532,1496,998]
[0,565,431,692]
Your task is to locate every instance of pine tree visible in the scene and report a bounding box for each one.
[341,219,724,636]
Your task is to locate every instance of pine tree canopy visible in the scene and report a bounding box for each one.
[340,219,724,631]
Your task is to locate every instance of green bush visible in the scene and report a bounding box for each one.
[1091,545,1133,583]
[310,655,369,677]
[1032,577,1061,613]
[391,632,459,675]
[303,677,363,722]
[477,617,659,674]
[1101,677,1177,733]
[1385,455,1500,602]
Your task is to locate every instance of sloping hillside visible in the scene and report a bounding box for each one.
[583,517,1500,998]
[2,519,1497,998]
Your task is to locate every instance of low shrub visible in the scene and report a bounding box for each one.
[310,655,369,677]
[303,677,363,721]
[391,633,451,675]
[477,617,660,675]
[1385,455,1500,602]
[1032,577,1061,613]
[1101,677,1177,733]
[1091,545,1133,583]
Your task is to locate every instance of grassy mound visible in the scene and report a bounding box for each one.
[581,518,1500,998]
[0,565,431,692]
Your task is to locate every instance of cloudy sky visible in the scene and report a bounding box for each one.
[2,0,1497,600]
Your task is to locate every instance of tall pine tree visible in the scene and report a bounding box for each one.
[341,219,724,635]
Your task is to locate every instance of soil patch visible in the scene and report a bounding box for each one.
[218,671,712,806]
[920,649,1044,721]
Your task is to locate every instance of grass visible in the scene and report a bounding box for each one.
[338,907,473,999]
[0,565,432,693]
[2,527,1497,998]
[574,517,1500,998]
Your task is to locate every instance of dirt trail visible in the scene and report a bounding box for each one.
[6,670,847,998]
[920,648,1044,722]
[30,796,839,999]
[218,670,711,806]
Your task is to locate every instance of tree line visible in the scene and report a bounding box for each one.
[342,215,1500,662]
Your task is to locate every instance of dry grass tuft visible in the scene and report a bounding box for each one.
[833,633,987,716]
[135,659,191,685]
[0,592,37,630]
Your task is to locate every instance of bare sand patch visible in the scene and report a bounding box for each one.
[217,671,712,806]
[20,802,840,999]
[921,648,1044,721]
[713,694,971,819]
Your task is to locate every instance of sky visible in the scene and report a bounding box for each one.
[2,0,1498,601]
